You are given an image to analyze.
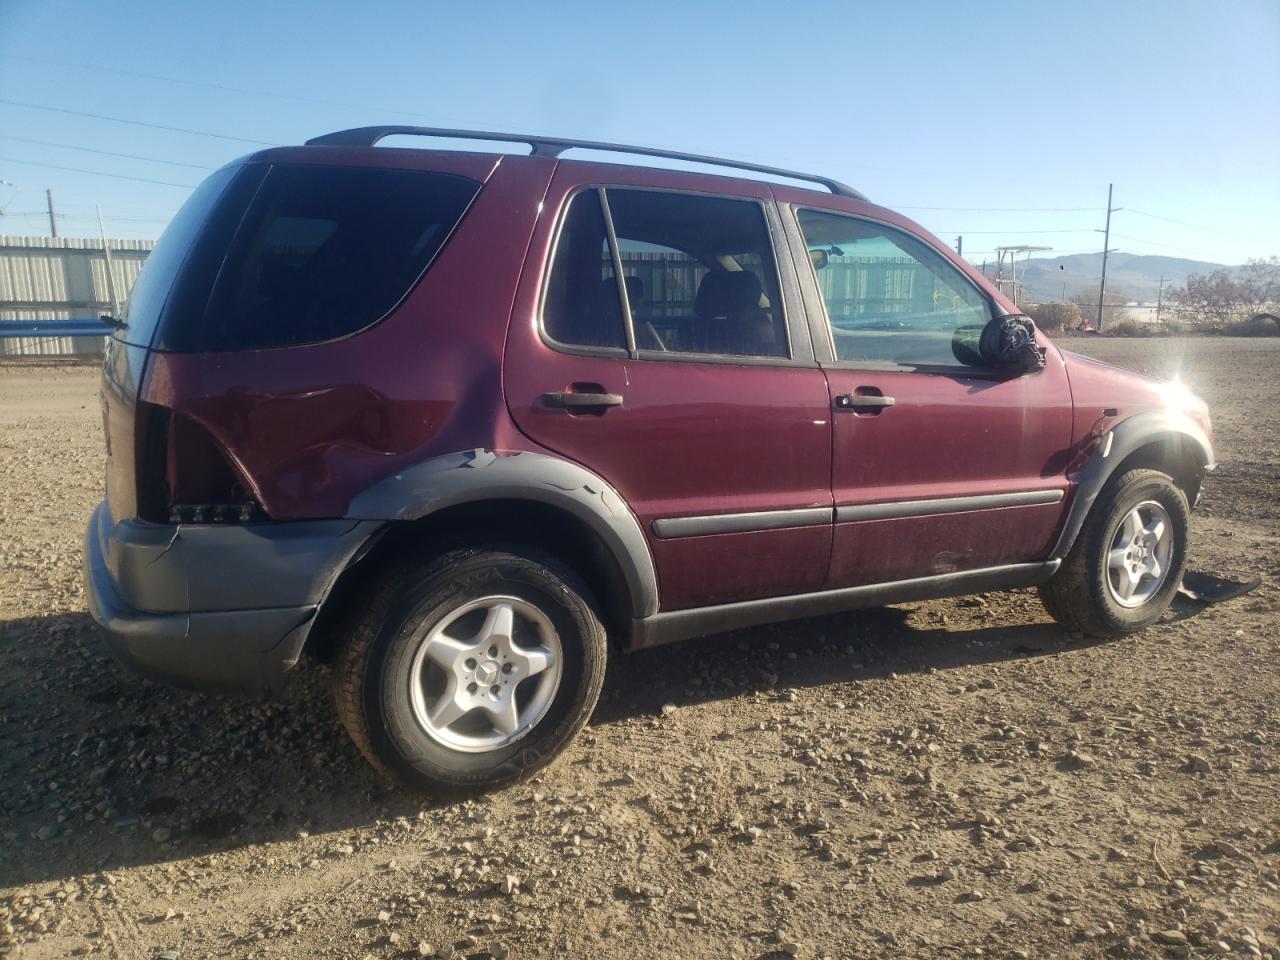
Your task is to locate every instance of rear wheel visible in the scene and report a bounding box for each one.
[1040,468,1190,637]
[334,545,607,795]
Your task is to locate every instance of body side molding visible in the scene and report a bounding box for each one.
[653,506,832,539]
[346,449,659,618]
[1050,410,1215,560]
[630,560,1059,649]
[836,489,1063,523]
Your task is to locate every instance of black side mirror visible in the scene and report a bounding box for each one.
[979,314,1045,374]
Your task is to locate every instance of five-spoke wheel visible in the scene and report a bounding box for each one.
[408,597,562,752]
[1105,500,1173,608]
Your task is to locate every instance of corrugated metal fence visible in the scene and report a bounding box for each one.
[0,235,154,357]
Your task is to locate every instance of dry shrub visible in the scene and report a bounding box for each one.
[1225,314,1280,337]
[1024,301,1080,332]
[1106,319,1157,337]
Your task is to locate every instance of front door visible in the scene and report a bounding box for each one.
[504,175,833,610]
[785,204,1074,588]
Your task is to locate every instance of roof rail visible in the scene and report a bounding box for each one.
[304,126,868,201]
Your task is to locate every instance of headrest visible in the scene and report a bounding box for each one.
[694,270,763,319]
[622,275,644,304]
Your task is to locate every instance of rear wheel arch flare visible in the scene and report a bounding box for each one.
[310,451,657,657]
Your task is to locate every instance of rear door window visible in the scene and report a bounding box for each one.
[541,188,789,360]
[608,190,787,359]
[153,164,478,352]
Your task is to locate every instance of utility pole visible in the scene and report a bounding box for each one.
[46,189,58,238]
[1096,183,1119,332]
[955,236,963,258]
[96,205,120,317]
[1155,274,1168,325]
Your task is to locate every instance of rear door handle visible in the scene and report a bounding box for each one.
[833,393,895,411]
[540,391,624,409]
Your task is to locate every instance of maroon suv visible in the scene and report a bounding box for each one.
[85,127,1215,794]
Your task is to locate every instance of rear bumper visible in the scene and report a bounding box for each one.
[84,502,379,696]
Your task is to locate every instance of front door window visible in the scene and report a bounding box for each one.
[796,209,991,368]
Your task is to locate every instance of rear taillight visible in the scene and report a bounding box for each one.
[136,402,263,524]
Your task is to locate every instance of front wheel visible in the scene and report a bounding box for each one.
[1040,468,1190,637]
[334,545,607,795]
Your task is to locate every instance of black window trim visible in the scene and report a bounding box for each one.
[536,183,816,368]
[784,203,1013,378]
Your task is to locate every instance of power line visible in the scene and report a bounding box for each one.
[1,211,171,223]
[5,53,479,127]
[0,135,217,170]
[0,156,196,188]
[0,98,276,146]
[1107,232,1219,258]
[1125,208,1270,245]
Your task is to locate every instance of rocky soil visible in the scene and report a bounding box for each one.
[1,338,1277,959]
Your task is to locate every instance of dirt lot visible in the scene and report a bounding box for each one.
[1,338,1276,960]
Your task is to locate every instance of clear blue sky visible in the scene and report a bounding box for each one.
[1,0,1276,266]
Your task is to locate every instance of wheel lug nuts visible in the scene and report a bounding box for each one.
[465,658,477,670]
[488,645,498,657]
[467,682,478,694]
[502,663,513,675]
[489,684,500,697]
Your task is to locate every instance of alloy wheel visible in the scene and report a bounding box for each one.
[407,596,562,753]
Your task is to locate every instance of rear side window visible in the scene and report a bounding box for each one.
[154,164,478,352]
[542,188,788,359]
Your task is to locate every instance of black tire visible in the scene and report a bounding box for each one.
[334,544,607,796]
[1040,468,1190,638]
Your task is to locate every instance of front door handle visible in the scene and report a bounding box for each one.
[833,393,895,411]
[540,391,624,409]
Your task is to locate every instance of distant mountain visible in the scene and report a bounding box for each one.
[981,252,1232,304]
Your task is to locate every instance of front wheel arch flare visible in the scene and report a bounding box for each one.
[1051,411,1212,560]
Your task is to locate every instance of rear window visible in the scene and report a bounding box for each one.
[143,163,478,352]
[117,162,256,348]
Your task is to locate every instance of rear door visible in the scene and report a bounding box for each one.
[504,171,833,611]
[781,202,1074,588]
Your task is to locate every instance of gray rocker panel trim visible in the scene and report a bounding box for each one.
[346,449,659,619]
[631,560,1059,649]
[652,506,832,539]
[1050,409,1215,560]
[836,489,1063,523]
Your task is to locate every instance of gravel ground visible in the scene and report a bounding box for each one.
[1,338,1277,960]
